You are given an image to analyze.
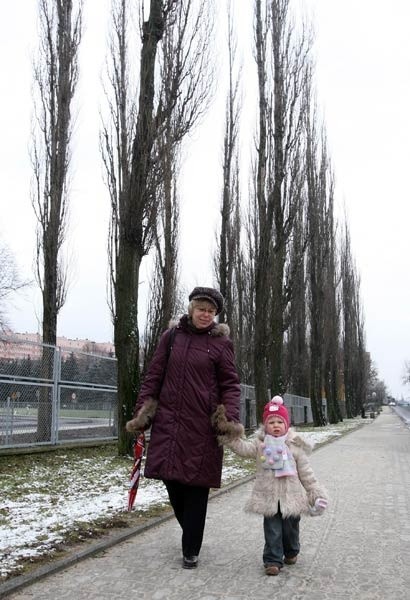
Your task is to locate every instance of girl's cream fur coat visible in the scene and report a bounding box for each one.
[227,427,328,518]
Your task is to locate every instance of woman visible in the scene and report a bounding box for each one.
[126,286,243,569]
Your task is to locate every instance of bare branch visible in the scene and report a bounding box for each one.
[0,242,32,330]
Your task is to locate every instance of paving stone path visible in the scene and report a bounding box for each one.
[3,409,410,599]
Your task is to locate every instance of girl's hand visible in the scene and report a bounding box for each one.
[309,497,328,516]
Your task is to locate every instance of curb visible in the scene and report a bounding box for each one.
[391,406,410,428]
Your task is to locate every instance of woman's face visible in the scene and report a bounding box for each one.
[191,301,217,329]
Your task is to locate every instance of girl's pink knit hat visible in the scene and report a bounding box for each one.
[262,395,290,431]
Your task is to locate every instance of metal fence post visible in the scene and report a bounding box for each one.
[51,347,61,444]
[3,397,12,445]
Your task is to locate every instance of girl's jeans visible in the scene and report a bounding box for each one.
[263,506,300,567]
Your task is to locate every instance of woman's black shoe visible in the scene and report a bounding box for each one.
[182,555,198,569]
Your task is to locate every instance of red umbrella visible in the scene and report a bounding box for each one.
[127,431,145,512]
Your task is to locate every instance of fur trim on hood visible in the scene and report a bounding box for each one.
[126,397,158,433]
[212,404,244,444]
[169,318,230,337]
[210,322,230,337]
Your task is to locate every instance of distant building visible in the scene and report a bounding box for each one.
[0,330,115,361]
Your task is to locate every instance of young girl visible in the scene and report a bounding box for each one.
[222,395,328,576]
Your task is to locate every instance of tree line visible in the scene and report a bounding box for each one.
[1,0,390,453]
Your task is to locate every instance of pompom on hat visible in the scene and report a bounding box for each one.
[188,286,224,315]
[262,395,290,431]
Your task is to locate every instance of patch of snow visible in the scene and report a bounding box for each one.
[0,419,364,579]
[0,471,168,579]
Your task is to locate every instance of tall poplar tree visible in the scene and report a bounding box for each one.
[31,0,83,440]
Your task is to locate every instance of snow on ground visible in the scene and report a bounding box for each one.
[0,418,366,580]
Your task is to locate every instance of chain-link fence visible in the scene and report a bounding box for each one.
[1,336,325,449]
[0,337,117,449]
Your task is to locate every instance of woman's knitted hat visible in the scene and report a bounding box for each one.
[188,286,224,315]
[263,395,290,431]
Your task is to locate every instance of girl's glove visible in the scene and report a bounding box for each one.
[309,497,328,516]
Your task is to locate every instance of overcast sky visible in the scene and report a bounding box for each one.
[1,0,409,399]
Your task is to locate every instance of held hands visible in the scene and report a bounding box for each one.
[309,497,328,517]
[212,405,244,444]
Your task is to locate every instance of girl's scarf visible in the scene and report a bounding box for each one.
[260,433,297,478]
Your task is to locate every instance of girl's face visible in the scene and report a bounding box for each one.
[265,416,287,437]
[191,301,217,329]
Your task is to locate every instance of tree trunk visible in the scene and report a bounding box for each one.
[33,0,82,441]
[269,245,286,395]
[253,0,270,419]
[115,242,141,454]
[115,0,165,455]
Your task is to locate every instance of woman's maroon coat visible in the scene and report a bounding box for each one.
[133,316,241,488]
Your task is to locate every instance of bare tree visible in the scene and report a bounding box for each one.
[101,0,137,321]
[252,0,312,417]
[102,0,170,455]
[0,242,30,330]
[282,207,309,397]
[352,279,368,414]
[340,223,367,418]
[31,0,83,440]
[211,4,261,384]
[214,1,241,327]
[403,361,410,386]
[322,178,342,424]
[305,114,331,426]
[102,0,214,454]
[230,177,256,381]
[253,0,270,413]
[235,190,258,384]
[303,85,345,425]
[370,377,387,407]
[143,0,215,370]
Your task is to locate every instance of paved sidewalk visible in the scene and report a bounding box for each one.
[3,410,410,599]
